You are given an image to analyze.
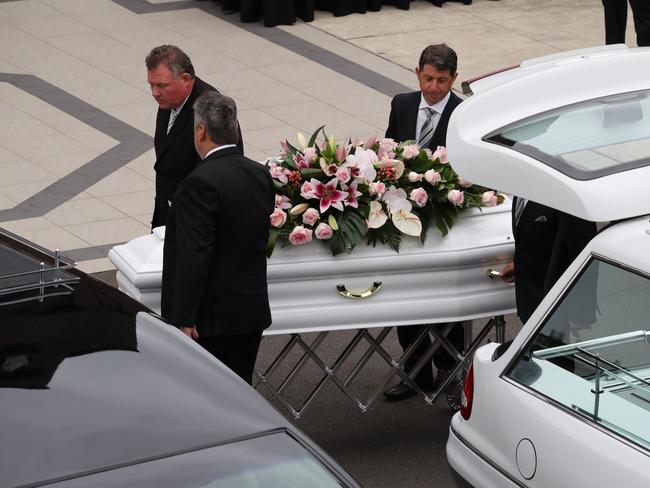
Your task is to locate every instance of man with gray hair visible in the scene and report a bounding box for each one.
[146,44,243,229]
[161,92,274,385]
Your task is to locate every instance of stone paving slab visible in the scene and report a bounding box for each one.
[0,0,635,272]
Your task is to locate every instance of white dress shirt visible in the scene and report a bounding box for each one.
[415,91,451,142]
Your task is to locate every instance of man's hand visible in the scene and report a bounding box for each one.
[500,261,515,283]
[180,326,199,340]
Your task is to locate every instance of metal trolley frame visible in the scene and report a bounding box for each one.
[254,316,506,419]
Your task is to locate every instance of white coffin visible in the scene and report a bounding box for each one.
[109,201,516,335]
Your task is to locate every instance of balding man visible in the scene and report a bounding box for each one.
[146,44,243,229]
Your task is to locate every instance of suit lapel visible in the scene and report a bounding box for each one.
[156,78,205,159]
[404,92,419,141]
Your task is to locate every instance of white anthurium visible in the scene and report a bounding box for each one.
[392,209,422,236]
[367,200,388,229]
[296,132,308,152]
[374,159,405,179]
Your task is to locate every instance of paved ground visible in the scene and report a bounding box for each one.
[1,1,637,486]
[0,0,634,273]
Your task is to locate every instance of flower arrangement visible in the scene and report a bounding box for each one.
[266,127,503,257]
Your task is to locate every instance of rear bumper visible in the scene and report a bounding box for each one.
[446,423,523,488]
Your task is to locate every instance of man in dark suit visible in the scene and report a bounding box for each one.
[384,43,465,401]
[145,45,243,229]
[602,0,650,46]
[161,91,275,385]
[500,199,598,324]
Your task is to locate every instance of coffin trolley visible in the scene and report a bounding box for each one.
[109,200,516,417]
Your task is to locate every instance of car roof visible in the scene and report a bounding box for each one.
[0,229,296,488]
[448,45,650,222]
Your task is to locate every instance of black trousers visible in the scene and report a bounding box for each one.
[397,322,464,388]
[197,330,263,385]
[603,0,650,46]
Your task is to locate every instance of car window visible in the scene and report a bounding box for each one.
[46,432,346,488]
[506,258,650,451]
[485,89,650,180]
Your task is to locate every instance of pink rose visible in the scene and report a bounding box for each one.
[369,181,386,196]
[288,225,313,245]
[447,189,464,207]
[407,171,423,183]
[302,207,320,225]
[314,222,334,240]
[423,148,433,159]
[458,177,472,188]
[432,146,448,164]
[482,191,498,207]
[409,188,428,207]
[402,144,420,160]
[424,169,441,185]
[336,166,351,184]
[269,208,287,228]
[300,181,317,199]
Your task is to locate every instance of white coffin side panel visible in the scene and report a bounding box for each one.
[109,203,516,335]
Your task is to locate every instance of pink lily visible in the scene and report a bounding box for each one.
[342,181,363,208]
[310,178,348,213]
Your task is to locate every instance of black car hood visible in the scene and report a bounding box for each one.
[0,240,289,488]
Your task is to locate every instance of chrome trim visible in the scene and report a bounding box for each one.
[449,426,527,488]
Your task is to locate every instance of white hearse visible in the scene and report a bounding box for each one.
[445,45,650,488]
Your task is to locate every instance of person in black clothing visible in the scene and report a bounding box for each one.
[383,44,465,401]
[602,0,650,46]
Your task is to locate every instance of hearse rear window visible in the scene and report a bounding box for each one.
[485,89,650,180]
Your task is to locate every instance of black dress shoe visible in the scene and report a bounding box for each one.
[432,0,444,7]
[383,382,417,401]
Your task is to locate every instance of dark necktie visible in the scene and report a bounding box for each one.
[417,107,436,148]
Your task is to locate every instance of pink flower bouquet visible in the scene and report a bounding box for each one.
[265,127,503,256]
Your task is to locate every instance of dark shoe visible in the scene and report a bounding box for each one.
[383,382,417,401]
[432,0,444,7]
[463,0,472,5]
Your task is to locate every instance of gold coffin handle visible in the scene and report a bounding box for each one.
[487,269,502,280]
[336,281,382,299]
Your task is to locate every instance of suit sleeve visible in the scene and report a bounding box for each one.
[385,96,397,139]
[166,173,220,328]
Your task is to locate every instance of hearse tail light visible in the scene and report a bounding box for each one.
[460,363,474,420]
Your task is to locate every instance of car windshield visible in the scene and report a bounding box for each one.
[507,258,650,451]
[485,89,650,180]
[46,431,345,487]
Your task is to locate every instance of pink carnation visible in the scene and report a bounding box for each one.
[314,223,334,240]
[288,225,313,246]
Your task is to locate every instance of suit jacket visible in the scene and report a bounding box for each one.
[161,147,275,337]
[512,199,597,323]
[385,90,462,147]
[152,77,244,229]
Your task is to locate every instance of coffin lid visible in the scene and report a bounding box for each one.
[448,45,650,222]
